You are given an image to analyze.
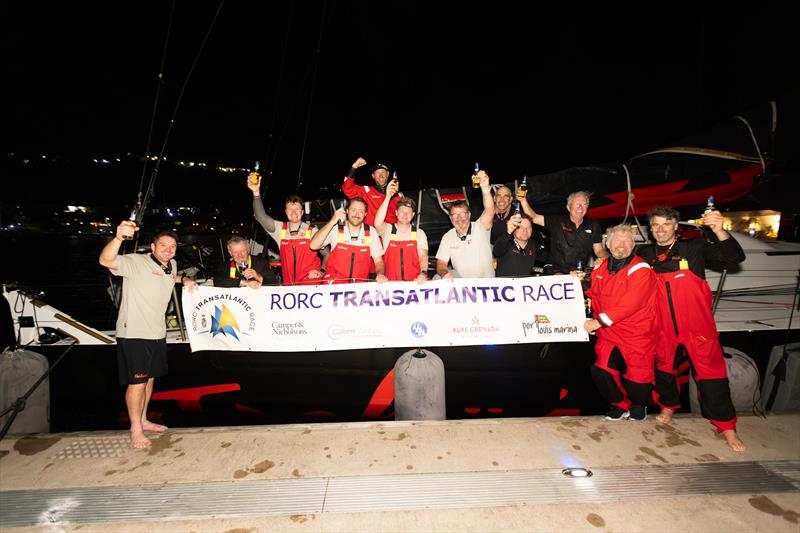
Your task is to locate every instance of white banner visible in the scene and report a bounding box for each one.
[182,277,589,352]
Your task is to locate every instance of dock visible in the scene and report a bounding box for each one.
[1,413,799,532]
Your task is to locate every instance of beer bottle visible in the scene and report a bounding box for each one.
[123,209,138,240]
[512,201,522,225]
[471,162,481,188]
[704,195,715,214]
[249,161,261,186]
[516,175,528,200]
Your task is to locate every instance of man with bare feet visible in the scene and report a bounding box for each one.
[637,206,747,452]
[100,222,197,448]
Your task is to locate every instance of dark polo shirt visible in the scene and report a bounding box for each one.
[543,215,602,274]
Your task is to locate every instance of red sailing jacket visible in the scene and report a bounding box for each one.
[322,226,374,284]
[653,268,726,376]
[586,255,657,358]
[279,222,321,285]
[383,225,422,281]
[342,175,402,227]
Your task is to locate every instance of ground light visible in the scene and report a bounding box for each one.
[562,467,593,478]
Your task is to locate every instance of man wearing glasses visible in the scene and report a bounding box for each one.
[434,171,495,279]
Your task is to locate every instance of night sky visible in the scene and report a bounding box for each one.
[4,2,799,204]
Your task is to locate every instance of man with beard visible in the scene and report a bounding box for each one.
[435,171,495,279]
[527,191,608,274]
[583,224,656,422]
[248,174,323,285]
[99,223,197,448]
[310,197,387,284]
[342,157,403,227]
[374,180,429,283]
[637,206,747,452]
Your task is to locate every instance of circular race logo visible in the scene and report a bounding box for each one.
[410,321,428,338]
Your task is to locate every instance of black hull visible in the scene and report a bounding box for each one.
[37,330,793,432]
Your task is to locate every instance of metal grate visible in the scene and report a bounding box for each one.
[1,461,797,528]
[54,438,129,459]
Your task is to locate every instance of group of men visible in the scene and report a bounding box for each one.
[101,156,746,452]
[582,208,746,452]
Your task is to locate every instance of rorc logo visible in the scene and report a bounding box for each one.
[191,294,256,342]
[410,321,428,338]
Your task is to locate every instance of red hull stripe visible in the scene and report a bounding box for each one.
[361,370,395,418]
[152,384,241,411]
[588,163,761,219]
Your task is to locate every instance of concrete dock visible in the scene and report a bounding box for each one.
[1,413,798,532]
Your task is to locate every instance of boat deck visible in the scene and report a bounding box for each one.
[1,413,799,532]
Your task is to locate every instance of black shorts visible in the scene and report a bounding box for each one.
[117,338,168,385]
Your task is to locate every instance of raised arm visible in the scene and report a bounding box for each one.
[342,157,367,198]
[477,172,494,231]
[310,208,345,251]
[373,180,398,235]
[702,210,745,265]
[99,221,135,270]
[519,196,544,227]
[248,175,277,233]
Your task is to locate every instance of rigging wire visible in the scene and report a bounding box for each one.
[295,0,329,193]
[139,0,226,222]
[136,0,176,209]
[263,3,295,178]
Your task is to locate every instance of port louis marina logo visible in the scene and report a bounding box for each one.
[190,294,256,346]
[521,313,578,337]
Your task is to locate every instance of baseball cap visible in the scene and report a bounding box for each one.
[371,163,390,173]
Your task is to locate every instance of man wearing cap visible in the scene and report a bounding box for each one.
[342,156,403,227]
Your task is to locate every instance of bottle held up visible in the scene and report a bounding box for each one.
[516,175,528,200]
[249,161,261,186]
[471,162,481,188]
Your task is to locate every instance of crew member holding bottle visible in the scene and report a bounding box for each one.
[310,197,387,284]
[637,205,747,452]
[524,190,608,274]
[373,177,429,283]
[342,156,402,227]
[248,171,323,285]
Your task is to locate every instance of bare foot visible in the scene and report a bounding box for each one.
[142,420,168,433]
[722,429,747,452]
[130,430,152,449]
[656,408,674,424]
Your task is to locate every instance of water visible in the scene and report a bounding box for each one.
[0,232,232,331]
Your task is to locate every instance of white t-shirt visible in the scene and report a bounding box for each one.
[435,221,495,278]
[321,224,384,258]
[379,225,428,255]
[112,253,176,339]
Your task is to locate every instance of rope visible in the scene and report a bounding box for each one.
[620,163,648,242]
[295,0,329,193]
[734,115,766,173]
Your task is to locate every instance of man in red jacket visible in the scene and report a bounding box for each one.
[583,224,657,422]
[638,206,746,452]
[342,156,403,227]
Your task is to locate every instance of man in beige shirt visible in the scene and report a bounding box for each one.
[99,221,197,448]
